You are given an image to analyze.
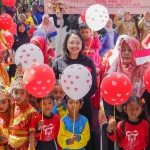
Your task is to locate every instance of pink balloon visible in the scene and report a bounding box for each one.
[144,67,150,92]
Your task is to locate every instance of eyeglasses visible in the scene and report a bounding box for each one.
[67,41,82,46]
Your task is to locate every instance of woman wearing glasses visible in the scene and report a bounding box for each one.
[52,30,97,150]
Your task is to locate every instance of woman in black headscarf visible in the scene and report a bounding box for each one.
[8,22,30,79]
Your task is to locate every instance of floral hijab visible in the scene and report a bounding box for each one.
[110,37,150,97]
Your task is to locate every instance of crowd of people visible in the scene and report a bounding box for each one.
[0,0,150,150]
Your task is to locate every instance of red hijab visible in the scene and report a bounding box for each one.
[30,36,49,64]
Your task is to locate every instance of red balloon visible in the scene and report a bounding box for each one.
[23,63,55,98]
[0,41,2,56]
[2,0,16,7]
[2,32,14,49]
[81,11,86,22]
[101,72,132,105]
[144,67,150,92]
[8,22,17,34]
[0,14,13,30]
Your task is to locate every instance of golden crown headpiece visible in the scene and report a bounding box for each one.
[10,63,25,90]
[0,79,10,100]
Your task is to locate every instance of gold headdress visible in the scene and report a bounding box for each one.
[0,78,10,100]
[10,63,25,90]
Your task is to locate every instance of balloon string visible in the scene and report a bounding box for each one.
[114,105,116,150]
[86,37,93,55]
[40,99,44,140]
[73,100,76,134]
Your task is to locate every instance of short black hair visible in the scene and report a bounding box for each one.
[78,23,90,31]
[62,30,85,60]
[65,95,83,104]
[37,93,54,104]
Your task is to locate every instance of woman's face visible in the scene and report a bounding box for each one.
[39,6,44,13]
[43,17,49,24]
[67,34,82,58]
[18,24,25,33]
[106,20,112,28]
[18,7,23,14]
[124,12,131,21]
[121,41,133,65]
[146,13,150,21]
[19,16,26,23]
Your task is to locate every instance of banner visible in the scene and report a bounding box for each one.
[44,0,150,14]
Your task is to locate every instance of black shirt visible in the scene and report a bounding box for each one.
[52,55,97,110]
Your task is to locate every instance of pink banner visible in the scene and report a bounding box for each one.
[45,0,150,14]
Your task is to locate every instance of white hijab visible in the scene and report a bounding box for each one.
[107,35,129,74]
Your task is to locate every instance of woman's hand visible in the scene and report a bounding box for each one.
[107,116,117,133]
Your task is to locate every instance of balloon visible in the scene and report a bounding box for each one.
[2,32,14,49]
[61,64,92,100]
[8,22,17,34]
[0,14,13,30]
[2,0,16,7]
[85,4,109,31]
[78,16,83,24]
[15,44,44,70]
[81,11,86,22]
[144,67,150,92]
[23,63,55,98]
[101,72,132,105]
[0,41,2,56]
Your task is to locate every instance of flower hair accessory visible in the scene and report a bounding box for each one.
[141,98,145,104]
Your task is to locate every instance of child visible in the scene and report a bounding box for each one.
[79,22,103,75]
[35,94,60,150]
[106,96,149,150]
[28,93,40,112]
[8,67,37,150]
[25,9,35,25]
[52,80,68,118]
[57,97,90,150]
[0,84,11,150]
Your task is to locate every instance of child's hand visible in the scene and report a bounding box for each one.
[37,120,44,130]
[93,31,98,38]
[57,99,63,108]
[68,137,74,145]
[0,134,8,143]
[73,134,79,141]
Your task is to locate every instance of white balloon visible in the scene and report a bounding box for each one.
[78,16,83,24]
[15,43,44,70]
[85,4,109,31]
[61,64,92,100]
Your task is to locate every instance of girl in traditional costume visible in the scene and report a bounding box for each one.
[8,67,37,150]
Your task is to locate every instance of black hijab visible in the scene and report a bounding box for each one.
[97,28,107,39]
[13,22,30,51]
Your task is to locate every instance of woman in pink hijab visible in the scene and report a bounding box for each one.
[30,36,49,64]
[38,14,57,50]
